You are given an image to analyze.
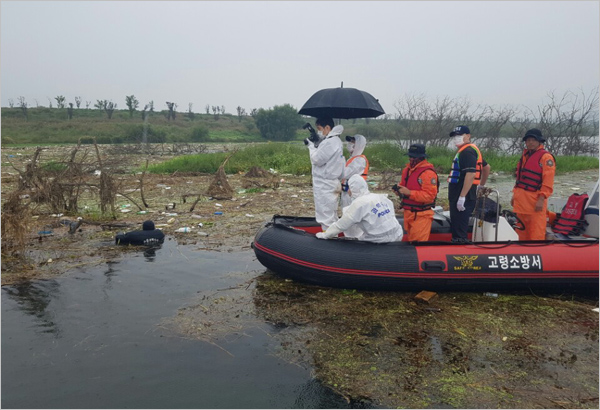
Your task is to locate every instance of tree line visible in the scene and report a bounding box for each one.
[6,95,260,124]
[4,88,598,156]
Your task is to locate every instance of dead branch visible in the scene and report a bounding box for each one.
[116,191,143,211]
[93,138,116,215]
[140,159,149,208]
[1,190,32,255]
[189,195,207,212]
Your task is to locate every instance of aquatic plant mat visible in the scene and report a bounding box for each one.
[165,271,599,409]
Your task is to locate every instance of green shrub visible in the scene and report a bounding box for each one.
[96,136,112,144]
[254,104,303,141]
[245,122,256,133]
[190,126,210,142]
[41,161,67,172]
[124,124,166,143]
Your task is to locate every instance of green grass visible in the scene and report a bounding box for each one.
[148,142,312,175]
[147,141,599,175]
[555,155,600,172]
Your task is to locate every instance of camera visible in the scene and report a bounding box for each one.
[391,184,406,199]
[302,123,320,145]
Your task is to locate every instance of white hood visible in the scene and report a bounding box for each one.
[348,174,369,199]
[328,125,344,138]
[348,134,366,156]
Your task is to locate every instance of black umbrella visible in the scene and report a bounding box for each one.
[298,87,385,119]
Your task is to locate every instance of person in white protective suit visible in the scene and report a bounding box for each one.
[340,134,369,209]
[307,117,345,231]
[316,174,404,243]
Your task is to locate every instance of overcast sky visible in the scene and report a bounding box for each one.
[1,1,598,116]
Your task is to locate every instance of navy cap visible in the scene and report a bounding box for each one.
[523,128,545,143]
[407,143,427,158]
[449,125,470,137]
[142,220,155,231]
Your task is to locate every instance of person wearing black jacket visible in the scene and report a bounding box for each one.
[447,126,491,242]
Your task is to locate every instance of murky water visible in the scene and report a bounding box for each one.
[1,240,357,409]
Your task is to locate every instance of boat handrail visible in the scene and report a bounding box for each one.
[473,188,501,242]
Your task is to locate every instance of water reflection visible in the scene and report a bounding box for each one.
[3,246,360,409]
[143,246,159,261]
[102,260,119,294]
[2,280,61,336]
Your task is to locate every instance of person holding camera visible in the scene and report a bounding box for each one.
[447,125,491,242]
[306,117,345,231]
[392,143,439,242]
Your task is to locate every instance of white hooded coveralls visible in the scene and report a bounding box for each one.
[341,134,368,210]
[317,174,403,243]
[308,125,345,230]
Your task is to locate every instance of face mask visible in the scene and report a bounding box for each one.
[317,130,324,138]
[347,143,354,154]
[409,158,421,168]
[453,135,464,147]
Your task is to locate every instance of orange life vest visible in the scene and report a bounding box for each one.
[400,164,439,212]
[345,155,369,180]
[515,148,554,192]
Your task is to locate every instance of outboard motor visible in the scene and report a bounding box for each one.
[472,189,519,242]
